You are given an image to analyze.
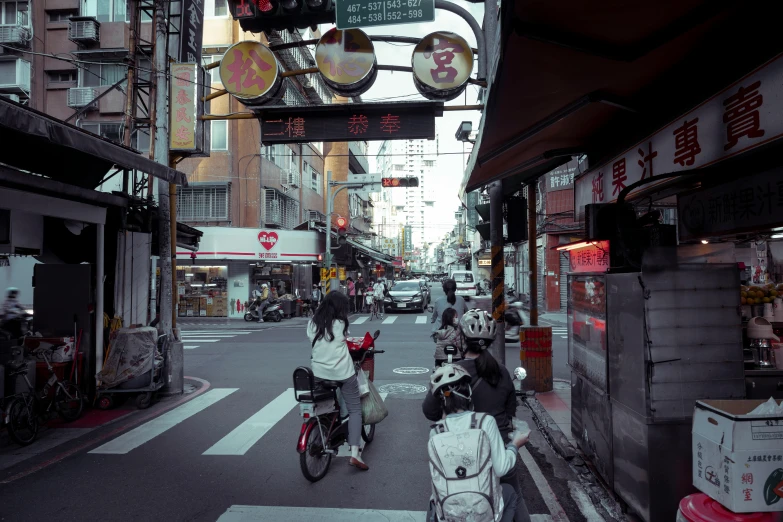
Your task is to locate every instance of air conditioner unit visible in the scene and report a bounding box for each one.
[68,18,100,44]
[67,87,98,108]
[0,93,20,102]
[285,170,300,188]
[0,58,31,94]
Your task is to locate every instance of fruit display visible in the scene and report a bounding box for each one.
[740,283,783,305]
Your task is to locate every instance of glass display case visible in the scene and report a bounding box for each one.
[568,274,607,391]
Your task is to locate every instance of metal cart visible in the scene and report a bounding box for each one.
[96,333,167,410]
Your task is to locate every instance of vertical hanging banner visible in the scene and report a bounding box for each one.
[179,0,205,64]
[170,63,198,151]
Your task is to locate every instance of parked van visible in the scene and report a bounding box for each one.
[450,270,477,296]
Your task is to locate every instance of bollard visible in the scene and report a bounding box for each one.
[520,326,552,392]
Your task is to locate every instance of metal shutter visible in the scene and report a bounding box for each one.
[537,243,544,310]
[559,251,569,311]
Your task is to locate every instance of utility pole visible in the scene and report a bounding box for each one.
[488,181,505,365]
[527,183,537,326]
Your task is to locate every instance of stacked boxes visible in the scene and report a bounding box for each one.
[520,326,553,393]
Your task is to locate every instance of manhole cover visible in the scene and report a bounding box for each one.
[553,381,570,390]
[393,367,430,374]
[378,383,428,395]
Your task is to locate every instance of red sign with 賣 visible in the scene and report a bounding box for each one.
[568,241,610,274]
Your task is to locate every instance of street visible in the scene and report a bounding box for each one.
[0,288,602,522]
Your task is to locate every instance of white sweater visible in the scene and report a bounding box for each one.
[307,320,355,381]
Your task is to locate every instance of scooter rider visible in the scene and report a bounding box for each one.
[1,287,27,338]
[422,309,532,521]
[253,283,270,323]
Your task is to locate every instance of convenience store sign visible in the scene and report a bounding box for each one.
[568,241,610,274]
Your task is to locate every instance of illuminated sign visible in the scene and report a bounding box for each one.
[335,0,434,30]
[219,41,282,106]
[259,101,440,144]
[315,28,377,97]
[412,32,473,101]
[381,177,418,187]
[478,258,491,266]
[568,241,610,274]
[170,63,198,151]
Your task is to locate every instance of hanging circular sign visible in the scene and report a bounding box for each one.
[315,28,378,97]
[219,41,285,106]
[411,32,474,101]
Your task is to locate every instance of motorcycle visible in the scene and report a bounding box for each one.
[243,299,284,322]
[293,330,384,482]
[504,301,524,342]
[0,312,33,343]
[476,282,487,296]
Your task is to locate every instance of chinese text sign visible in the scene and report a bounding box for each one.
[170,63,198,151]
[335,0,435,30]
[568,241,610,274]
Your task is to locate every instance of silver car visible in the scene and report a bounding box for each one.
[384,281,428,312]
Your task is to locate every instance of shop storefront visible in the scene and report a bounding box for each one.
[175,227,324,319]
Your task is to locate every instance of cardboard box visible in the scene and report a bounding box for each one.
[692,399,783,513]
[206,304,214,316]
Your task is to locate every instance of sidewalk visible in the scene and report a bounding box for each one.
[176,316,312,329]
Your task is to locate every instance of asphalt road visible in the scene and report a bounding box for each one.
[0,287,602,522]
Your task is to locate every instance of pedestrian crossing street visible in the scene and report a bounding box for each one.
[351,314,430,326]
[180,330,255,350]
[89,388,389,457]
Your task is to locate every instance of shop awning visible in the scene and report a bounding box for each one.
[461,1,783,195]
[176,223,203,251]
[348,238,393,265]
[0,98,188,190]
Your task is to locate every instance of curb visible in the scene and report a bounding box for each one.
[523,393,576,461]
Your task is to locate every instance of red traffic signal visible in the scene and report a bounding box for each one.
[382,177,419,188]
[335,216,348,228]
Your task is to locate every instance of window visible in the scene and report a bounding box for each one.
[308,164,322,195]
[204,0,228,17]
[81,63,127,87]
[202,54,222,84]
[1,1,28,25]
[80,121,122,143]
[48,9,76,22]
[264,189,299,229]
[177,185,229,221]
[131,128,150,152]
[48,70,77,83]
[82,0,126,22]
[211,120,228,150]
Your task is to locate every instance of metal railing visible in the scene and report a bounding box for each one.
[67,87,98,108]
[68,19,100,43]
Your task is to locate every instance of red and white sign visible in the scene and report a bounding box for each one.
[575,52,783,218]
[568,241,610,274]
[176,227,324,262]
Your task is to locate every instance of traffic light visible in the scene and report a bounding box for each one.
[230,0,334,32]
[382,177,419,188]
[336,216,348,246]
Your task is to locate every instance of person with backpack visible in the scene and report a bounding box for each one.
[422,309,532,521]
[426,363,529,522]
[433,308,463,367]
[430,279,468,336]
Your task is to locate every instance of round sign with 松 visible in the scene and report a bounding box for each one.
[219,41,284,106]
[316,28,378,97]
[411,32,473,101]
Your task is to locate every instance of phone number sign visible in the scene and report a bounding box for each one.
[335,0,434,30]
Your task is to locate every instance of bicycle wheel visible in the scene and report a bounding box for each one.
[5,396,39,446]
[361,423,375,444]
[299,419,332,482]
[55,381,84,422]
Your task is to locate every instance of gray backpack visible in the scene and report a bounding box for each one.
[428,412,502,522]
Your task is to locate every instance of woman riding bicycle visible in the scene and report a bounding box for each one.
[422,309,532,521]
[429,278,468,338]
[306,291,369,471]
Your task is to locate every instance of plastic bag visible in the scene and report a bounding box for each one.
[749,397,783,415]
[361,379,388,425]
[357,369,370,398]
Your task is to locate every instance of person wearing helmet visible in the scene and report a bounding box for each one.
[252,283,270,322]
[430,279,468,336]
[423,309,531,521]
[426,363,528,522]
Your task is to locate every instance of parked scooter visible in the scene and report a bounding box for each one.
[243,299,284,322]
[504,301,524,342]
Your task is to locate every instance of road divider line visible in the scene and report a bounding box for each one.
[352,317,368,325]
[415,316,427,324]
[180,339,220,343]
[180,334,244,337]
[89,388,238,455]
[519,446,570,522]
[382,316,398,324]
[203,389,297,456]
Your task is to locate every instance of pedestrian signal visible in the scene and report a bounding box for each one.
[381,177,419,188]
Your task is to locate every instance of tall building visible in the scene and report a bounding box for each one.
[375,137,438,254]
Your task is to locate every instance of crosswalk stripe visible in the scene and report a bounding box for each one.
[181,334,244,337]
[182,339,220,343]
[203,389,298,456]
[89,388,238,454]
[216,506,427,522]
[184,345,200,350]
[181,331,254,334]
[415,316,427,324]
[352,317,368,325]
[382,316,397,324]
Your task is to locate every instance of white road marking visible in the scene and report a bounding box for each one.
[568,481,604,521]
[180,339,220,343]
[216,506,427,522]
[203,389,298,456]
[184,345,200,350]
[89,388,238,454]
[560,336,568,339]
[352,317,368,325]
[519,446,571,522]
[415,316,427,324]
[181,334,246,338]
[382,316,398,324]
[181,331,254,334]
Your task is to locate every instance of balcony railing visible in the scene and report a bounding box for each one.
[68,18,100,44]
[67,87,98,108]
[0,25,31,46]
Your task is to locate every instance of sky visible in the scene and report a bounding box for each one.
[320,1,484,241]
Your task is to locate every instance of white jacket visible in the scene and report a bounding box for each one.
[307,319,355,381]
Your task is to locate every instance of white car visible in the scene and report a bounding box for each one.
[451,270,478,296]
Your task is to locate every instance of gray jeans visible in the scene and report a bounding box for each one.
[337,374,362,447]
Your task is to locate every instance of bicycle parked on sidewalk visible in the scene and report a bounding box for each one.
[3,344,84,445]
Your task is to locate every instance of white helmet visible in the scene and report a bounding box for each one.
[460,309,497,345]
[261,283,268,288]
[430,363,471,397]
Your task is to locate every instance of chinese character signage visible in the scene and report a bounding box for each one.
[260,101,438,144]
[575,52,783,218]
[568,241,610,274]
[412,31,473,102]
[546,157,581,192]
[404,225,413,252]
[677,167,783,241]
[219,41,282,106]
[178,0,204,64]
[335,0,435,30]
[170,63,198,151]
[466,191,479,227]
[315,28,377,97]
